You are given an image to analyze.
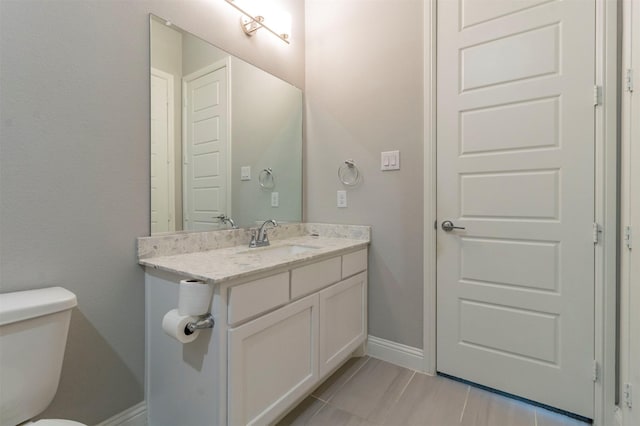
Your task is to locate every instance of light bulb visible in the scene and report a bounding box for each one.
[269,10,291,39]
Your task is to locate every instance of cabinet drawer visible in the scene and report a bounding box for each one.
[342,249,368,278]
[228,272,289,325]
[291,257,341,299]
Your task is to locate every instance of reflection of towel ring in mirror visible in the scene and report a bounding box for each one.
[338,159,360,186]
[259,168,276,190]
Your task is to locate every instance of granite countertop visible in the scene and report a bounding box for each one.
[139,234,369,285]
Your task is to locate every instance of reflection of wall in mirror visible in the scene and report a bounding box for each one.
[231,57,302,227]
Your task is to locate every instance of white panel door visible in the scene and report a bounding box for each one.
[150,69,174,234]
[436,0,595,418]
[184,66,228,231]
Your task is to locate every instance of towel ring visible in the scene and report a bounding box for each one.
[338,160,360,186]
[259,168,275,190]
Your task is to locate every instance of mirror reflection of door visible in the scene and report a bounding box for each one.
[150,68,175,234]
[183,61,230,231]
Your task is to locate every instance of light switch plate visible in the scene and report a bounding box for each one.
[337,190,347,208]
[381,150,400,171]
[271,192,279,207]
[241,166,251,181]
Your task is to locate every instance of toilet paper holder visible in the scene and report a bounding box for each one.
[184,313,215,336]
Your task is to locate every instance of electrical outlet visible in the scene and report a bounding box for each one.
[271,192,279,207]
[337,190,347,208]
[241,166,251,181]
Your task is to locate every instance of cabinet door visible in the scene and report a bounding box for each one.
[228,294,319,426]
[319,271,367,378]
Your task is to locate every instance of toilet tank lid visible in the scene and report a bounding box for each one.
[0,287,77,326]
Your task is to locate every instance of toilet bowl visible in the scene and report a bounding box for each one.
[0,287,87,426]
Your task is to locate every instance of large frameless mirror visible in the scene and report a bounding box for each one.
[150,15,302,235]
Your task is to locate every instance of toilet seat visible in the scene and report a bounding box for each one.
[31,419,86,426]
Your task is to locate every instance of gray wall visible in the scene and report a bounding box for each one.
[304,0,425,348]
[0,0,304,424]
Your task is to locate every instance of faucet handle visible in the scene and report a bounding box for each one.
[249,229,258,248]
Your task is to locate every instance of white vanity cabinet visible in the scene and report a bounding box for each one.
[144,245,368,426]
[225,248,368,425]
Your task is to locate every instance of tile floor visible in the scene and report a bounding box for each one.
[277,356,590,426]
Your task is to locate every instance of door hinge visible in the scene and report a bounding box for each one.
[626,69,634,93]
[592,360,599,382]
[624,383,633,408]
[624,226,632,249]
[593,85,602,106]
[593,222,602,244]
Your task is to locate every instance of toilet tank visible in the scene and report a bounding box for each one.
[0,287,77,426]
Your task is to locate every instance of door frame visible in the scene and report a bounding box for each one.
[422,1,619,425]
[150,67,176,232]
[619,0,639,423]
[182,58,233,227]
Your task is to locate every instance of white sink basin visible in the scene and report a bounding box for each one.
[241,244,320,256]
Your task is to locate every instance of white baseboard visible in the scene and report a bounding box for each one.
[95,402,146,426]
[366,335,425,372]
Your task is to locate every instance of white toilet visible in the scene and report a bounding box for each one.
[0,286,87,426]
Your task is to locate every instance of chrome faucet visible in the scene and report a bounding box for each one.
[249,219,279,248]
[216,214,238,229]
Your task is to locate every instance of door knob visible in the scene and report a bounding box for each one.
[441,220,466,232]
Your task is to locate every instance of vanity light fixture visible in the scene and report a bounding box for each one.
[224,0,291,44]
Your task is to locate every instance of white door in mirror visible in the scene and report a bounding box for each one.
[184,64,229,231]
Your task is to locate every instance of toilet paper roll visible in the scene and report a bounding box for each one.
[178,279,213,316]
[162,309,200,343]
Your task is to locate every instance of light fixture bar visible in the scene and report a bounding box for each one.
[225,0,290,44]
[241,15,264,35]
